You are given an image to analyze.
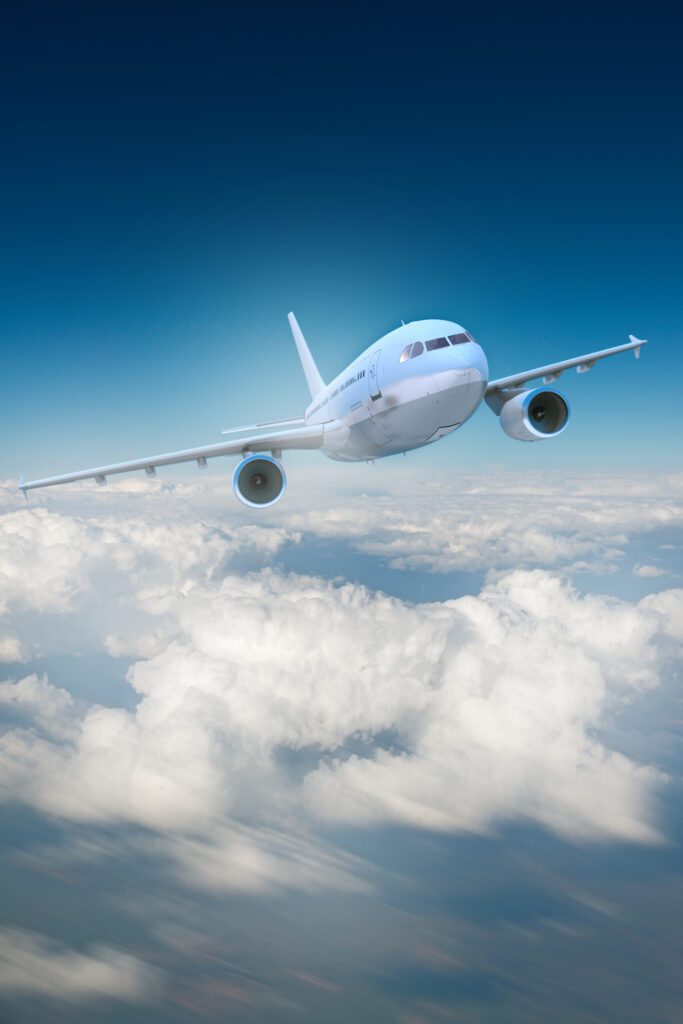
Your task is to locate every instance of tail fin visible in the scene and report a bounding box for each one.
[288,312,325,399]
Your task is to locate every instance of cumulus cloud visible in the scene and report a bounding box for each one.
[0,572,444,832]
[304,572,678,842]
[0,500,299,661]
[1,473,681,896]
[0,633,22,662]
[1,564,680,859]
[0,508,91,614]
[0,928,162,1002]
[633,563,670,578]
[0,673,75,740]
[641,588,683,641]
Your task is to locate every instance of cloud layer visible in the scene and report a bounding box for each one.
[280,469,683,573]
[4,469,681,582]
[1,522,680,856]
[0,474,681,914]
[1,472,682,1015]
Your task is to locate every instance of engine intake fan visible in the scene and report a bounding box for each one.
[233,455,286,508]
[498,387,570,442]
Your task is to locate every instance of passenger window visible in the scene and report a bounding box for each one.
[410,342,424,358]
[425,337,449,351]
[399,344,412,363]
[449,333,469,345]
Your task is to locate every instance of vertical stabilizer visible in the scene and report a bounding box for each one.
[288,312,325,399]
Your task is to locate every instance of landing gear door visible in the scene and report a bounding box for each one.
[368,350,382,401]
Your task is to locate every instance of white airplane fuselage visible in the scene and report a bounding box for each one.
[305,319,489,461]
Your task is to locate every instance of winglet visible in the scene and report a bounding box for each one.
[629,334,647,359]
[19,475,28,501]
[288,312,326,399]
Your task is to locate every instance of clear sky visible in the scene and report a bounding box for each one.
[1,1,681,479]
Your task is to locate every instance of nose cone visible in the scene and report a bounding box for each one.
[469,341,489,385]
[433,338,489,386]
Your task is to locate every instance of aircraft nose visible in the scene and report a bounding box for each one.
[470,342,489,383]
[433,340,472,371]
[432,340,489,388]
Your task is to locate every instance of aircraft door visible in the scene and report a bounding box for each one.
[368,350,382,400]
[362,348,392,447]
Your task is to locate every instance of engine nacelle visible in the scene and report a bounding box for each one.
[232,454,286,508]
[498,387,570,442]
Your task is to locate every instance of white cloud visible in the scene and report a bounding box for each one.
[640,588,683,641]
[0,571,445,832]
[0,673,75,740]
[1,472,681,894]
[633,563,670,578]
[0,500,299,661]
[0,928,162,1002]
[304,572,678,843]
[1,563,680,856]
[0,508,93,614]
[278,468,683,573]
[4,470,681,578]
[160,468,669,580]
[0,634,22,662]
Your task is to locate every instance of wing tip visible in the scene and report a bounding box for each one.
[628,334,648,359]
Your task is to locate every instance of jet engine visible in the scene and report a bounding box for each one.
[232,454,286,508]
[497,387,570,442]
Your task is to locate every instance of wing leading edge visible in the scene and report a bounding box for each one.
[19,422,325,494]
[485,335,647,394]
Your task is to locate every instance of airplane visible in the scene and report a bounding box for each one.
[19,314,647,508]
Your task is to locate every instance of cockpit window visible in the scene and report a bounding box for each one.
[425,337,449,351]
[449,333,470,345]
[399,344,412,363]
[410,341,424,358]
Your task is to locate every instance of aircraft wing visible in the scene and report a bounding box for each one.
[19,422,325,494]
[485,335,647,394]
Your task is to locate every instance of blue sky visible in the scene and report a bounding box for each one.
[1,4,682,1022]
[1,1,681,479]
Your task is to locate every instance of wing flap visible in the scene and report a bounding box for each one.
[485,336,647,394]
[20,423,325,493]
